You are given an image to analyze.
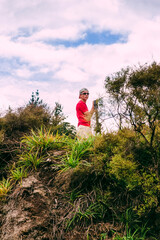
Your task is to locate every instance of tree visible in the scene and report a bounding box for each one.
[105,62,160,175]
[51,102,65,126]
[29,90,43,106]
[51,102,76,137]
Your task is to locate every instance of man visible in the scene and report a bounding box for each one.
[76,88,95,139]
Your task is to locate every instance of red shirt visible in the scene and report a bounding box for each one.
[76,100,90,127]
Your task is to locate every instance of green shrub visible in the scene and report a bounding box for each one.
[134,171,160,216]
[93,133,119,155]
[51,122,76,138]
[109,153,140,190]
[1,105,51,138]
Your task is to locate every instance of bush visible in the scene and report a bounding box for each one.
[1,105,51,138]
[93,132,119,155]
[109,153,140,190]
[61,130,160,239]
[0,103,76,141]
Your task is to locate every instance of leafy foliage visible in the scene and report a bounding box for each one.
[0,91,76,140]
[28,90,43,106]
[1,82,160,239]
[1,104,51,138]
[0,91,76,181]
[0,128,160,239]
[105,62,160,141]
[105,62,160,177]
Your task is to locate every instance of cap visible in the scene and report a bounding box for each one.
[79,88,89,95]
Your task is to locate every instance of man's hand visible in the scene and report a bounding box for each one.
[94,100,98,109]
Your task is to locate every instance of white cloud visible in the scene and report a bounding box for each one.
[1,0,160,129]
[15,67,33,78]
[27,25,86,42]
[0,0,142,37]
[54,64,89,83]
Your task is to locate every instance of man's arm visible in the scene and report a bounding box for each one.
[84,102,95,121]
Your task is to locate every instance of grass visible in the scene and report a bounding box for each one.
[66,203,98,230]
[59,137,94,171]
[21,127,67,154]
[113,209,150,240]
[10,166,28,182]
[19,151,44,170]
[0,178,12,198]
[69,190,83,202]
[0,128,72,200]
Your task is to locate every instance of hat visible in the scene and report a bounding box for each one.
[79,88,89,95]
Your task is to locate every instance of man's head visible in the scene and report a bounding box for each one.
[79,88,89,102]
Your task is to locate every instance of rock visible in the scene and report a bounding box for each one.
[1,175,53,240]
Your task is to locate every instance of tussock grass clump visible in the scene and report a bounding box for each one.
[19,128,70,171]
[19,151,44,170]
[10,166,28,182]
[59,137,94,171]
[21,127,66,154]
[0,178,12,199]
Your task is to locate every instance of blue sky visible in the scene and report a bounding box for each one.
[0,0,160,129]
[44,30,126,47]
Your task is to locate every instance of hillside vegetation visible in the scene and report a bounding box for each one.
[1,125,159,239]
[1,62,160,239]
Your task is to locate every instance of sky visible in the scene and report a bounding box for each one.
[0,0,160,129]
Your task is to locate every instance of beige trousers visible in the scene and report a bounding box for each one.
[77,125,92,140]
